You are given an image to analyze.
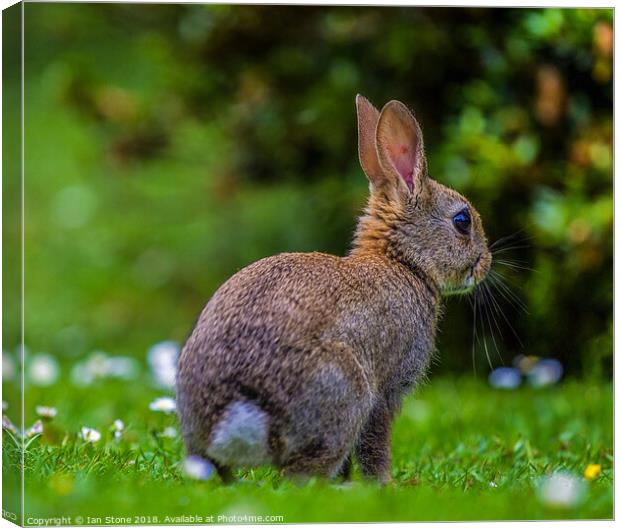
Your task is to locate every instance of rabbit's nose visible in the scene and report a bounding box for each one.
[473,251,492,282]
[470,253,488,281]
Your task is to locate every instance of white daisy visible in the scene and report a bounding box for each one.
[28,354,60,386]
[538,472,585,509]
[183,455,214,480]
[71,352,139,386]
[488,367,521,390]
[26,420,44,437]
[2,353,16,381]
[528,359,563,387]
[112,419,125,440]
[147,341,179,389]
[161,426,178,438]
[149,397,176,414]
[79,426,102,443]
[106,356,139,380]
[2,414,18,436]
[112,419,125,431]
[36,406,58,419]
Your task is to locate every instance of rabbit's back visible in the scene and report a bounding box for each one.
[176,251,438,471]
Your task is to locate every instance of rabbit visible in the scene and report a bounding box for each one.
[176,95,492,484]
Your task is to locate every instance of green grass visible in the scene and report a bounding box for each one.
[3,377,613,523]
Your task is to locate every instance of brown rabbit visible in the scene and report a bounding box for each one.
[176,95,492,484]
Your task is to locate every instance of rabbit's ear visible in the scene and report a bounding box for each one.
[376,100,426,197]
[355,94,382,186]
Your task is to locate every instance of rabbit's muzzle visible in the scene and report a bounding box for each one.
[468,251,492,286]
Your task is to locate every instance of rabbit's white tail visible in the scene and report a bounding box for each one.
[207,401,272,467]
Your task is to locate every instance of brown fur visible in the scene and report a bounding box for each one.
[176,95,491,484]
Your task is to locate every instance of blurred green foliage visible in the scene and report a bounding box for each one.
[6,5,612,376]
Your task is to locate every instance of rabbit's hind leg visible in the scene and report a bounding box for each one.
[336,452,353,481]
[356,397,392,484]
[281,440,350,481]
[277,343,372,482]
[211,459,235,484]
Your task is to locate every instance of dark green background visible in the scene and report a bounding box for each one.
[10,5,614,377]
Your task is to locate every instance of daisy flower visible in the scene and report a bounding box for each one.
[528,359,563,387]
[488,367,521,390]
[147,341,179,389]
[149,397,176,414]
[36,406,58,420]
[2,353,16,381]
[183,455,215,481]
[538,472,584,509]
[71,352,139,386]
[2,414,18,436]
[28,354,60,386]
[26,420,44,437]
[112,419,125,440]
[79,427,102,443]
[161,426,178,438]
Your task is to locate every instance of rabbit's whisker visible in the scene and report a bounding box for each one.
[488,277,527,316]
[495,255,528,264]
[470,284,493,370]
[480,288,497,369]
[494,259,536,272]
[488,286,507,360]
[468,227,531,369]
[489,228,530,249]
[468,292,478,375]
[492,244,530,255]
[491,236,534,250]
[482,284,504,364]
[489,274,523,310]
[480,282,505,365]
[488,269,523,302]
[488,270,529,314]
[481,281,505,340]
[485,274,525,347]
[481,328,493,369]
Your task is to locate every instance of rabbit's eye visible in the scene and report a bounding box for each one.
[452,209,471,235]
